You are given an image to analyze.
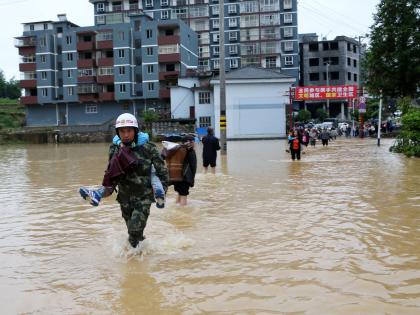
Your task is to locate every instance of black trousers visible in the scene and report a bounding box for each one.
[291,149,301,160]
[322,139,329,146]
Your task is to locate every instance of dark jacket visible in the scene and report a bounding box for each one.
[202,135,221,162]
[183,147,197,187]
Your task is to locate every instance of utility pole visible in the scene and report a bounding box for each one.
[377,91,383,146]
[219,0,227,154]
[325,62,330,114]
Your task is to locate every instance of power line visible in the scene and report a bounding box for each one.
[299,2,368,35]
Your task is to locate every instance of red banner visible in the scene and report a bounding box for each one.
[295,85,358,100]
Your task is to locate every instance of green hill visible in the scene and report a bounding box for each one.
[0,98,25,130]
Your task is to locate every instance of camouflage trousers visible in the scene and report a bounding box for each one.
[118,197,151,248]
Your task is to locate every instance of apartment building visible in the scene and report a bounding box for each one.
[90,0,299,81]
[16,13,197,126]
[298,34,361,118]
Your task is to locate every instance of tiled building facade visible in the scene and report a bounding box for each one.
[16,12,197,126]
[90,0,299,79]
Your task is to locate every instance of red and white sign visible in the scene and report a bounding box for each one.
[295,85,358,101]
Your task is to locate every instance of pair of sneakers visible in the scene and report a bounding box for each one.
[79,187,102,207]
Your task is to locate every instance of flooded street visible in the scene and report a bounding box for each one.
[0,138,419,314]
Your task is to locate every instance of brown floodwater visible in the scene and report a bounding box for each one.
[0,138,419,314]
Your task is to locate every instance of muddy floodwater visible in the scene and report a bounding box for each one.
[0,138,419,314]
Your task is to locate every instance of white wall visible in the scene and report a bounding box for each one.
[213,80,292,139]
[170,78,199,119]
[194,90,214,128]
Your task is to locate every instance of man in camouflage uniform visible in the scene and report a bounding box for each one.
[108,113,168,248]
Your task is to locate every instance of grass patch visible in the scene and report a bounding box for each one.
[0,98,25,131]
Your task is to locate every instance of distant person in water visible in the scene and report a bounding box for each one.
[201,127,221,174]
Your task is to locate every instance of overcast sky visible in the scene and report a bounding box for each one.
[0,0,378,80]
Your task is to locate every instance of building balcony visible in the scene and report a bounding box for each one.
[96,40,113,50]
[77,41,95,51]
[78,76,96,83]
[15,37,36,47]
[21,96,37,105]
[18,46,36,56]
[20,79,37,88]
[159,71,179,81]
[19,63,36,72]
[97,57,113,67]
[77,59,96,68]
[98,92,114,101]
[97,75,114,84]
[158,35,180,45]
[79,94,98,102]
[158,53,180,63]
[159,88,171,99]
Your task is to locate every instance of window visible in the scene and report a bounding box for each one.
[118,49,125,58]
[309,58,319,66]
[213,59,220,69]
[229,59,238,68]
[85,104,98,114]
[283,0,292,9]
[41,55,46,63]
[67,53,73,61]
[147,47,153,55]
[261,13,280,26]
[309,73,320,81]
[161,0,168,6]
[354,73,358,82]
[213,46,219,56]
[353,45,357,53]
[353,59,357,67]
[98,67,113,75]
[43,23,49,30]
[213,33,219,42]
[41,88,48,97]
[66,36,72,45]
[199,116,211,128]
[212,19,219,29]
[119,84,126,92]
[146,29,152,38]
[330,72,339,80]
[266,56,277,68]
[67,87,74,96]
[199,92,211,104]
[284,55,293,66]
[118,31,125,40]
[284,13,293,23]
[212,5,219,15]
[309,43,318,51]
[283,27,293,37]
[29,24,34,31]
[229,18,237,28]
[347,57,351,66]
[261,0,280,11]
[161,10,169,19]
[39,37,46,47]
[147,64,154,73]
[229,32,238,41]
[348,72,351,80]
[78,68,95,76]
[145,0,153,7]
[240,14,259,27]
[240,1,258,13]
[228,4,236,14]
[97,3,105,12]
[148,82,154,90]
[284,41,293,51]
[229,45,238,54]
[347,43,352,51]
[41,71,47,80]
[67,70,72,78]
[119,66,125,75]
[158,44,179,54]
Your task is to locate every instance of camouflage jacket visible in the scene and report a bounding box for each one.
[108,142,169,204]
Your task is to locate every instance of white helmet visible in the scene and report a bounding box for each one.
[115,113,138,129]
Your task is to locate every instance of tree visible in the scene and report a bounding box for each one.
[0,69,21,100]
[363,0,420,98]
[296,109,311,122]
[316,108,328,121]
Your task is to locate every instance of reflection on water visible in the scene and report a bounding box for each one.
[0,139,419,314]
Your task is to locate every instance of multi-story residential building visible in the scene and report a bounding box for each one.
[298,33,361,117]
[16,13,197,126]
[90,0,299,81]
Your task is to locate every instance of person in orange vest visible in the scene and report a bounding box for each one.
[288,130,303,161]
